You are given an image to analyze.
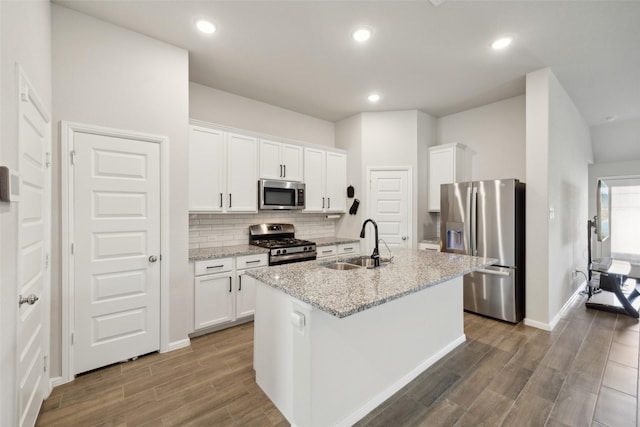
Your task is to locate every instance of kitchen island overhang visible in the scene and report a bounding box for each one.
[246,249,497,427]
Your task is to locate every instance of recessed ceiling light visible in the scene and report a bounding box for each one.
[368,93,380,103]
[491,37,512,50]
[196,20,216,34]
[605,115,617,122]
[353,27,373,42]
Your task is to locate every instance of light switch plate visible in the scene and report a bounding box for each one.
[0,166,20,202]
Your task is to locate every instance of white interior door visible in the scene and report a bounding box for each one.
[17,68,51,427]
[72,131,160,374]
[369,169,410,249]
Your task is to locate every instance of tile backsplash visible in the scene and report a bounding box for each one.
[189,212,339,249]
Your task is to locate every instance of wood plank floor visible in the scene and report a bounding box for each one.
[37,294,639,426]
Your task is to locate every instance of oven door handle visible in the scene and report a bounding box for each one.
[270,251,317,264]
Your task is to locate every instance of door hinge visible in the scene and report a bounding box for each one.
[43,355,48,373]
[71,243,74,254]
[20,85,29,102]
[44,253,49,269]
[45,152,51,168]
[70,150,76,165]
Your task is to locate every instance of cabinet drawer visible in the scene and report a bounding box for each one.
[338,243,360,255]
[418,242,440,252]
[194,258,233,276]
[317,245,337,258]
[236,253,268,270]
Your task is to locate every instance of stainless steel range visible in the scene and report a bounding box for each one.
[249,223,317,266]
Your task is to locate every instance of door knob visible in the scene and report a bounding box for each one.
[19,294,39,307]
[402,236,407,241]
[148,255,158,263]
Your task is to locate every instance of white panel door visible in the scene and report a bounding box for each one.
[370,170,410,248]
[227,132,258,212]
[17,69,51,427]
[189,126,224,211]
[304,148,326,212]
[73,132,160,374]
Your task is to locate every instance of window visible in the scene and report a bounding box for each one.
[611,184,640,262]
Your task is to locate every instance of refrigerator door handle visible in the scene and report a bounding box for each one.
[470,185,478,256]
[476,268,511,277]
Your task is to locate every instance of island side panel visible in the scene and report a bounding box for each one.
[309,276,464,427]
[253,276,465,427]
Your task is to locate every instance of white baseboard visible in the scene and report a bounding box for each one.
[524,282,585,332]
[336,334,467,427]
[165,338,191,352]
[50,376,69,389]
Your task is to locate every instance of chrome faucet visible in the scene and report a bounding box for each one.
[360,218,380,267]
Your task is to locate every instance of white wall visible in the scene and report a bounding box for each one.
[591,118,640,163]
[190,82,335,147]
[437,95,526,182]
[335,110,437,248]
[525,68,593,328]
[335,114,363,239]
[0,1,51,424]
[52,5,190,375]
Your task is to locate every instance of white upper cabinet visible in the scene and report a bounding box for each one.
[227,133,258,212]
[428,143,467,212]
[304,148,346,213]
[325,151,347,212]
[189,126,225,212]
[189,124,258,212]
[259,139,303,181]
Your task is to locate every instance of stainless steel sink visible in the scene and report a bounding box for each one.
[324,262,362,270]
[345,256,378,268]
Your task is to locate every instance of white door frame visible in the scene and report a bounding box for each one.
[366,166,414,248]
[60,121,170,383]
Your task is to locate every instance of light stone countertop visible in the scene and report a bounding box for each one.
[189,245,269,261]
[246,248,497,318]
[312,236,360,247]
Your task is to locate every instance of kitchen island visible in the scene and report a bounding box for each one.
[246,248,496,427]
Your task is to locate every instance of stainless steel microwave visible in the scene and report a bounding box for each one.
[259,179,305,210]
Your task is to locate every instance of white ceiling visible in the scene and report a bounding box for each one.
[54,0,640,158]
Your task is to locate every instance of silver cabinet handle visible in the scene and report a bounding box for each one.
[206,264,224,269]
[229,193,232,208]
[148,255,158,262]
[245,259,261,264]
[238,275,242,291]
[19,294,39,307]
[322,197,325,209]
[219,193,223,208]
[280,165,283,177]
[283,164,286,177]
[477,269,511,277]
[328,198,331,209]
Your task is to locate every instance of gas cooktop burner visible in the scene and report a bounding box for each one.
[249,224,317,265]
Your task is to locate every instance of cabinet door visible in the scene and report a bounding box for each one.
[259,139,283,180]
[227,133,258,212]
[281,143,303,181]
[236,273,257,319]
[428,148,455,212]
[189,126,224,211]
[325,152,347,212]
[304,148,326,212]
[194,274,234,330]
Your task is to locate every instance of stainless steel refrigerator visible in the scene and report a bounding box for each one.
[440,179,525,323]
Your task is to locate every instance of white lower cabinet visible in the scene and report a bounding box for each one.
[194,258,234,330]
[193,253,268,332]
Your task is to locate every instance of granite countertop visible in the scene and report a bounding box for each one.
[312,236,360,247]
[189,245,269,261]
[246,248,496,318]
